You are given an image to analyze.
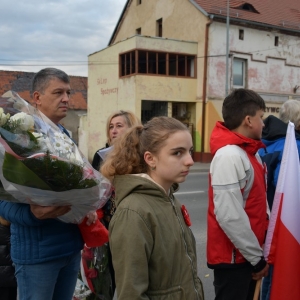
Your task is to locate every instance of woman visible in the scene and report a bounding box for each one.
[92,110,141,171]
[101,116,204,300]
[90,110,140,298]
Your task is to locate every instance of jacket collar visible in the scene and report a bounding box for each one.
[210,121,265,156]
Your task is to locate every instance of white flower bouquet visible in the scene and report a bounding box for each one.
[0,91,112,223]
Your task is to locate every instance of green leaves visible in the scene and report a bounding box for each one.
[3,152,98,192]
[3,152,51,190]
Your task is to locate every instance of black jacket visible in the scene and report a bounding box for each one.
[0,222,17,288]
[92,144,109,171]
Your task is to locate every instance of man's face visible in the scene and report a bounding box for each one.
[146,130,194,192]
[248,109,265,140]
[33,78,71,124]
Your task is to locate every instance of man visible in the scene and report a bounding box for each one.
[0,68,93,300]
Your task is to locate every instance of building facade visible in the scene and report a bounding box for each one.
[87,0,300,162]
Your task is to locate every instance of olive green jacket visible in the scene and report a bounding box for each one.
[109,174,204,300]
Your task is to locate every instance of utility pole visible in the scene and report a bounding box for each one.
[225,0,230,96]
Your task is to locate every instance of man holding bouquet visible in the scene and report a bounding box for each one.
[0,68,96,300]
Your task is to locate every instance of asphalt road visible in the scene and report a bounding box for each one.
[175,171,215,300]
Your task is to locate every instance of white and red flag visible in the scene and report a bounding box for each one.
[264,121,300,300]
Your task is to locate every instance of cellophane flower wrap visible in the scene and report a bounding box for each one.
[79,243,113,300]
[0,91,112,223]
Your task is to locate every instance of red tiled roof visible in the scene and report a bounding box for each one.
[0,70,87,110]
[194,0,300,31]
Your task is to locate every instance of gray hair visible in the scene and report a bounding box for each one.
[279,100,300,129]
[31,68,70,95]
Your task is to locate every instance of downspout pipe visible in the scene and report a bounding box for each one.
[201,15,214,156]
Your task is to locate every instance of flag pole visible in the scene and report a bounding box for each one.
[253,279,262,300]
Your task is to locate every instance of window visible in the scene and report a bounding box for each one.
[236,3,259,13]
[239,29,244,40]
[233,58,246,87]
[136,28,141,35]
[120,50,196,78]
[148,52,157,74]
[158,52,167,75]
[168,54,195,77]
[156,18,163,37]
[142,100,168,123]
[120,51,136,76]
[138,51,147,74]
[178,55,186,76]
[275,36,279,46]
[137,0,142,5]
[169,54,177,76]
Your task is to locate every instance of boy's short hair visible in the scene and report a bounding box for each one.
[222,88,266,130]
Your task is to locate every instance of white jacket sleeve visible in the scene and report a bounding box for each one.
[211,145,263,265]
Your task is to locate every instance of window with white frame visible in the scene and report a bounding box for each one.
[233,58,246,87]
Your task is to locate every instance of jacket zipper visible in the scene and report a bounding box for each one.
[169,194,200,300]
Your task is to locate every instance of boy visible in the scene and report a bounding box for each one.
[207,88,269,300]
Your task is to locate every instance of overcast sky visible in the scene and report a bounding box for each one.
[0,0,127,77]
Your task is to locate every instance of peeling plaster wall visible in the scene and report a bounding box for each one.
[208,22,300,99]
[203,22,300,152]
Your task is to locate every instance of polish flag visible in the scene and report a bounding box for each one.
[264,122,300,300]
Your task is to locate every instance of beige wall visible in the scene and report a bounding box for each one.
[88,35,198,161]
[109,0,217,158]
[78,114,88,158]
[113,0,207,43]
[113,0,208,98]
[89,0,300,160]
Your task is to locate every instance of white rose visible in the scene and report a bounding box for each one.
[0,108,10,126]
[10,112,34,131]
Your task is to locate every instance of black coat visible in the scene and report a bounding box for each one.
[0,223,17,288]
[92,144,109,171]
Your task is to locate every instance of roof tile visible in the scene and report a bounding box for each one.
[194,0,300,30]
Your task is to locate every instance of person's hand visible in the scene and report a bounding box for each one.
[85,211,98,226]
[30,204,71,220]
[252,263,269,280]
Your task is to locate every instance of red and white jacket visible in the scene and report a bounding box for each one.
[207,122,269,268]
